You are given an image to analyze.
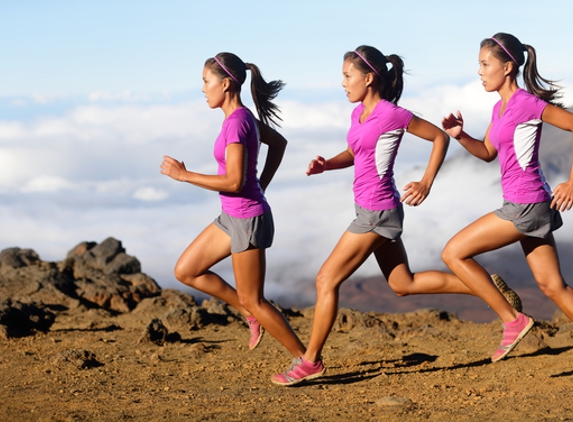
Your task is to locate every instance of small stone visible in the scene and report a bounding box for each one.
[375,396,413,407]
[516,328,548,354]
[138,318,168,346]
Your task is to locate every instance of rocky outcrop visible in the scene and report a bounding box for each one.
[61,237,161,313]
[0,237,161,315]
[0,247,78,310]
[0,237,162,337]
[0,237,249,339]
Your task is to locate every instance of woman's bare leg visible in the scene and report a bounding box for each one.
[375,239,475,295]
[441,212,526,323]
[232,247,306,357]
[521,234,573,321]
[304,231,387,363]
[174,223,249,316]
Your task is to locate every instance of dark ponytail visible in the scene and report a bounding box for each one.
[343,45,405,104]
[384,54,405,105]
[205,52,285,127]
[480,33,562,106]
[245,62,285,127]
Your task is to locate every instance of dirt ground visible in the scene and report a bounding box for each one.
[2,302,573,422]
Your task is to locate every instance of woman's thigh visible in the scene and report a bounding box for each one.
[175,223,232,278]
[317,230,387,289]
[444,212,526,259]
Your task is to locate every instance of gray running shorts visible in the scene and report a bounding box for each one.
[493,200,563,238]
[347,203,404,240]
[214,210,274,253]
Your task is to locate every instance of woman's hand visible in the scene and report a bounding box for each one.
[401,180,431,206]
[551,180,573,211]
[306,156,327,176]
[160,155,188,182]
[442,110,464,140]
[306,148,355,176]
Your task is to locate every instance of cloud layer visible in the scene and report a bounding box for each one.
[1,81,572,305]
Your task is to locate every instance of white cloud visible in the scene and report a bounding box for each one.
[32,94,49,105]
[0,100,217,144]
[133,186,169,201]
[0,121,26,140]
[0,100,224,194]
[401,79,497,134]
[88,90,152,102]
[561,84,573,108]
[22,176,76,193]
[281,100,351,130]
[1,84,572,305]
[9,99,27,107]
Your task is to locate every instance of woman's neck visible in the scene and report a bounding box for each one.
[497,79,520,104]
[360,91,382,122]
[222,94,244,118]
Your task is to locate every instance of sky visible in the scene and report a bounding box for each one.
[1,0,573,305]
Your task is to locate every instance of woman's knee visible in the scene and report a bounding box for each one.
[385,267,415,297]
[441,241,460,268]
[388,280,410,297]
[536,277,566,300]
[315,269,340,298]
[236,291,263,312]
[173,261,199,285]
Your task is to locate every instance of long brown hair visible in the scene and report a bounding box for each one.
[343,45,405,105]
[480,33,562,106]
[204,52,285,126]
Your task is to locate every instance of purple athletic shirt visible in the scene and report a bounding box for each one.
[214,107,270,218]
[347,100,414,211]
[488,89,552,203]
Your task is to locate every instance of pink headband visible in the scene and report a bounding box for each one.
[490,37,519,65]
[213,56,240,84]
[353,50,382,78]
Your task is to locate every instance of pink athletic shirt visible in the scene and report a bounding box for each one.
[347,100,414,211]
[214,107,270,218]
[488,89,552,204]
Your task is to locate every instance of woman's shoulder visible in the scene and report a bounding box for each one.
[513,88,547,106]
[227,106,253,121]
[373,100,413,125]
[224,107,256,128]
[509,89,547,118]
[374,99,410,114]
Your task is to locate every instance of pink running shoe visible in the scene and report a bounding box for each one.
[271,357,326,386]
[246,315,264,350]
[491,313,534,362]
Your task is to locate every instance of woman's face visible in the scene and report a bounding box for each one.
[478,47,511,93]
[342,59,370,103]
[202,66,226,109]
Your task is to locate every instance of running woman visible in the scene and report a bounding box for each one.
[272,45,520,386]
[161,52,306,359]
[441,32,573,362]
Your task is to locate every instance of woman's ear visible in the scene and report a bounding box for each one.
[504,61,514,76]
[222,77,232,92]
[365,72,375,88]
